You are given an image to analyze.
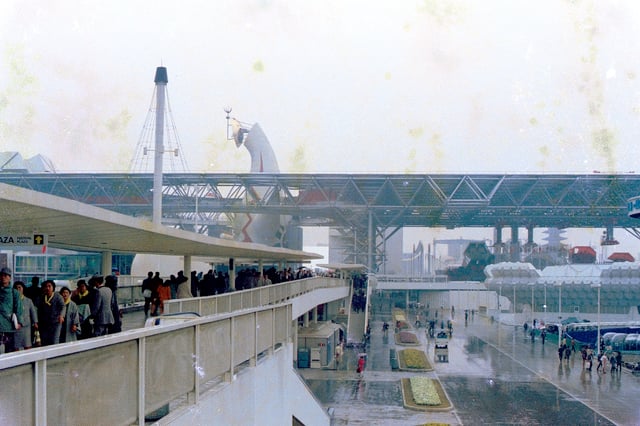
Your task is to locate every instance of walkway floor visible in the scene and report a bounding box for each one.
[122,304,640,425]
[298,307,640,426]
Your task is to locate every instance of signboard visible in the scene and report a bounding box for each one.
[628,196,640,219]
[0,234,47,246]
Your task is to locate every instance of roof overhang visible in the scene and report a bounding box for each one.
[0,183,322,262]
[316,263,368,271]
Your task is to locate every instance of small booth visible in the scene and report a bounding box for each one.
[297,322,342,369]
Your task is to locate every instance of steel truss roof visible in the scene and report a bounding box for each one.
[0,173,638,234]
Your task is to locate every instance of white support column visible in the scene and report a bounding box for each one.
[183,255,192,296]
[227,317,235,382]
[191,325,200,404]
[293,317,299,364]
[229,258,235,291]
[35,360,47,426]
[101,251,112,277]
[137,338,146,426]
[152,67,168,225]
[251,311,258,367]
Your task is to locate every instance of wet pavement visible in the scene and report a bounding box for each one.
[122,305,640,425]
[298,308,640,426]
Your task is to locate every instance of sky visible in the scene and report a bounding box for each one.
[2,0,640,256]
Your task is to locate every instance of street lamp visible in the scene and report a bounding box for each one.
[543,284,547,322]
[554,281,562,348]
[554,282,562,322]
[498,284,502,323]
[591,282,601,355]
[528,282,535,326]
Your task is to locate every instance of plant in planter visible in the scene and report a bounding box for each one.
[402,348,428,369]
[396,320,410,330]
[409,377,441,406]
[398,331,418,344]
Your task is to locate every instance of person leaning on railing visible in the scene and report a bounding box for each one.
[0,267,22,353]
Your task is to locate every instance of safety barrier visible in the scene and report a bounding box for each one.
[0,304,292,426]
[163,276,347,316]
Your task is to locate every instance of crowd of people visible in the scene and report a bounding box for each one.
[0,267,122,353]
[1,265,322,352]
[140,266,318,317]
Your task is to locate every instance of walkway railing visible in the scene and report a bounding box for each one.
[109,275,348,311]
[0,303,292,426]
[163,276,347,316]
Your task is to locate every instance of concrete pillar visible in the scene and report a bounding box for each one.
[368,211,374,272]
[229,258,236,291]
[152,66,168,225]
[183,255,192,296]
[101,251,112,277]
[494,226,504,256]
[510,225,520,262]
[312,306,318,324]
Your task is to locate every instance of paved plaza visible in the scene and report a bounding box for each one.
[299,307,640,426]
[122,302,640,425]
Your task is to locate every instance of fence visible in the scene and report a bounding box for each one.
[163,276,347,316]
[0,303,292,426]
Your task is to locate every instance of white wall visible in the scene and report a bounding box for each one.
[160,344,329,426]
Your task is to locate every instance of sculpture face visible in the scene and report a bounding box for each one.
[230,119,287,246]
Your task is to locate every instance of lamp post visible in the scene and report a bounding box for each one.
[591,282,601,355]
[528,282,535,326]
[498,284,502,323]
[554,282,562,347]
[543,284,547,323]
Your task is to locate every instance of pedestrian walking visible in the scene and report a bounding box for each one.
[357,355,366,377]
[558,345,565,362]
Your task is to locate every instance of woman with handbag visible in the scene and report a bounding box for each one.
[0,267,22,353]
[59,287,81,343]
[13,281,38,350]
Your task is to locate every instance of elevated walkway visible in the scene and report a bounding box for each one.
[0,276,349,426]
[374,275,487,291]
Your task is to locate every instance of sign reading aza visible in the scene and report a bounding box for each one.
[0,234,47,246]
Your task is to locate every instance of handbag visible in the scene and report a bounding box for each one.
[142,289,152,298]
[11,313,19,329]
[33,330,41,347]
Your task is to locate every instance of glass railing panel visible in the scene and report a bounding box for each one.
[0,364,33,425]
[145,329,195,412]
[47,341,138,425]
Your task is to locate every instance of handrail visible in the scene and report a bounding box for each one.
[163,276,348,316]
[0,303,293,426]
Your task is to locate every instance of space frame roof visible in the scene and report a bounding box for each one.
[0,183,321,262]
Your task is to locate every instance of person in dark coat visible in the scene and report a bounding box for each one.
[37,280,65,346]
[90,276,114,337]
[141,271,154,317]
[190,271,199,297]
[200,270,214,296]
[72,279,93,339]
[105,275,122,334]
[0,267,22,352]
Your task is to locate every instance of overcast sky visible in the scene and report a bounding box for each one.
[2,0,640,254]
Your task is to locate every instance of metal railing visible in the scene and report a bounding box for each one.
[0,303,292,426]
[163,276,347,316]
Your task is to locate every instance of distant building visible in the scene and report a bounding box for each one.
[0,152,56,173]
